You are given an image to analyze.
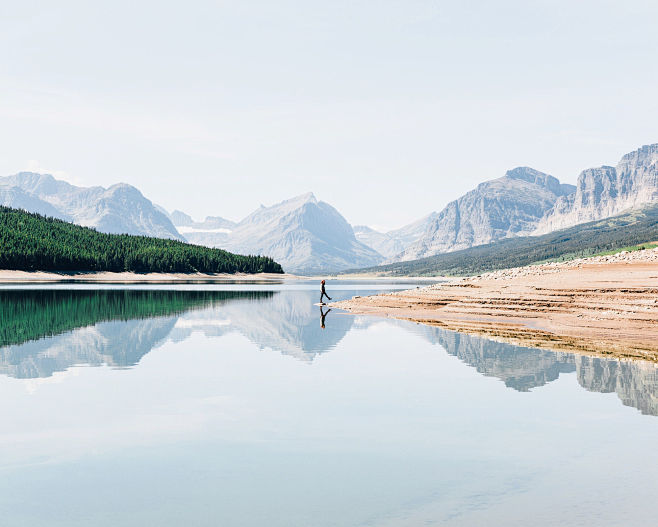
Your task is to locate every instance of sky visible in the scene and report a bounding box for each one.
[1,1,657,231]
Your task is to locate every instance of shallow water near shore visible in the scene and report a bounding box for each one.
[0,281,656,526]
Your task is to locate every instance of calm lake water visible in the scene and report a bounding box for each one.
[0,281,657,526]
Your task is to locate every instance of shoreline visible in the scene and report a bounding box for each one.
[333,248,658,363]
[0,269,446,284]
[0,270,297,283]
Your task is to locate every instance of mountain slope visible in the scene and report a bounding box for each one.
[348,202,658,276]
[535,143,658,234]
[224,193,382,273]
[397,167,575,261]
[0,172,182,239]
[0,185,69,220]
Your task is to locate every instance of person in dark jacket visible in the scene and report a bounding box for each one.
[320,279,331,304]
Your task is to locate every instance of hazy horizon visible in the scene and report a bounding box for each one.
[2,1,657,230]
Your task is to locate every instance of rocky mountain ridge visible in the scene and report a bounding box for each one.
[395,167,575,261]
[534,144,658,234]
[0,172,181,239]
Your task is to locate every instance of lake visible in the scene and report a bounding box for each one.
[0,281,656,526]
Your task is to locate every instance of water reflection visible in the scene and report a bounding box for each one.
[320,306,331,329]
[409,323,658,416]
[0,288,656,416]
[0,289,273,378]
[575,355,658,416]
[410,326,576,391]
[167,290,354,361]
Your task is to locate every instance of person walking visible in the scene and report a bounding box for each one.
[320,279,331,304]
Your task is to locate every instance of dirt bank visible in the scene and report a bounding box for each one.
[333,249,658,362]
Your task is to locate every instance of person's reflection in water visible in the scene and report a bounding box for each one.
[320,306,332,329]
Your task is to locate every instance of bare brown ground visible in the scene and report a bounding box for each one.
[333,249,658,362]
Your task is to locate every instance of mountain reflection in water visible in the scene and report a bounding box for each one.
[0,288,656,416]
[407,324,658,416]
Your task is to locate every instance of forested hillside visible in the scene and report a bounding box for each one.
[348,203,658,276]
[0,206,283,274]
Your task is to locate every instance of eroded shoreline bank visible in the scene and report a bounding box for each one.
[333,249,658,362]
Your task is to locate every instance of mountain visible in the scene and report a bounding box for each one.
[173,193,382,274]
[366,143,658,263]
[0,172,182,239]
[396,167,575,261]
[169,210,236,231]
[535,144,658,234]
[226,193,382,274]
[353,213,437,259]
[169,210,194,226]
[349,202,658,276]
[0,185,67,220]
[169,210,237,248]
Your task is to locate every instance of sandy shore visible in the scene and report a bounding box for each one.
[0,270,295,283]
[334,248,658,362]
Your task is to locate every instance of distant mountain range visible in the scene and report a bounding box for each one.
[2,143,657,273]
[386,144,658,262]
[0,172,381,273]
[170,192,382,274]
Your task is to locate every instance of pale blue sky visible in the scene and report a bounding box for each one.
[1,1,657,230]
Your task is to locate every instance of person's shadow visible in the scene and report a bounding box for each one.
[320,306,331,329]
